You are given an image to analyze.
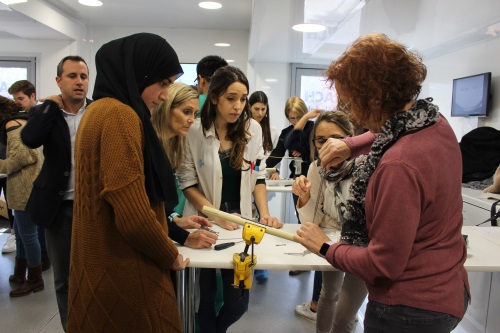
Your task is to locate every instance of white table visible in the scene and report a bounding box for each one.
[176,224,500,332]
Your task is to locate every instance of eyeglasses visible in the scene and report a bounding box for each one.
[312,134,351,148]
[288,116,302,121]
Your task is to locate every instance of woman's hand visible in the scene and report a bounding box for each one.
[291,150,302,157]
[306,109,323,119]
[214,216,239,230]
[318,138,351,170]
[39,95,64,109]
[175,215,212,229]
[294,222,331,256]
[292,175,311,199]
[171,254,190,271]
[260,216,284,229]
[184,229,218,249]
[269,172,281,180]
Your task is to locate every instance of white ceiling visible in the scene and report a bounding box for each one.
[1,0,500,64]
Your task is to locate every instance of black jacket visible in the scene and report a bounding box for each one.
[21,99,92,227]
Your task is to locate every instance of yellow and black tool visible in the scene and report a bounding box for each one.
[232,223,266,291]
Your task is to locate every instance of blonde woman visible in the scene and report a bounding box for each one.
[151,82,217,249]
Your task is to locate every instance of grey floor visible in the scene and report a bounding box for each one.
[0,229,366,333]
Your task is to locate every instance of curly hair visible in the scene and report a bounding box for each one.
[0,96,27,145]
[326,33,427,125]
[200,66,251,170]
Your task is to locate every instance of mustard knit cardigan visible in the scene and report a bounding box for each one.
[67,98,181,333]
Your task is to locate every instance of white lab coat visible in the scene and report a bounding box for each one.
[177,118,267,219]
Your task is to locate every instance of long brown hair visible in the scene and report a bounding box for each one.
[200,66,251,170]
[249,91,273,153]
[151,82,198,171]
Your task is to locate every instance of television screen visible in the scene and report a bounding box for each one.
[451,72,491,117]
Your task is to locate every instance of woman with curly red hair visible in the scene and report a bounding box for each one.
[295,33,470,333]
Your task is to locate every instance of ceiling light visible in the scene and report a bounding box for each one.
[265,79,278,83]
[78,0,103,6]
[292,23,326,33]
[0,0,27,4]
[199,2,222,9]
[214,43,230,47]
[226,59,235,63]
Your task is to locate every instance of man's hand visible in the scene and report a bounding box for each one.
[293,222,331,256]
[260,216,284,229]
[175,215,212,229]
[184,229,218,249]
[171,254,190,271]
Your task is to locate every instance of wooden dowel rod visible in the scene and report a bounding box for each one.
[202,206,296,242]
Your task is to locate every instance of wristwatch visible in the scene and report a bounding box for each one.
[168,212,180,223]
[319,241,335,257]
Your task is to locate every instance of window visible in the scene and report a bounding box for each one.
[0,57,36,98]
[291,64,337,111]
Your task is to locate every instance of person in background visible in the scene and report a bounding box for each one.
[195,55,228,113]
[0,140,15,254]
[266,96,316,275]
[21,55,91,331]
[295,33,470,333]
[2,79,38,255]
[67,33,188,332]
[8,80,37,112]
[151,82,218,249]
[292,111,367,331]
[177,66,283,333]
[8,80,50,271]
[0,96,43,297]
[248,90,279,283]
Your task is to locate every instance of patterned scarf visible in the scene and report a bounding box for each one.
[341,98,440,246]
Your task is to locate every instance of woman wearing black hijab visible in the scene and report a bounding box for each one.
[67,33,188,333]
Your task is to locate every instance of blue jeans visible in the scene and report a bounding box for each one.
[13,210,41,266]
[197,268,249,333]
[45,202,73,332]
[312,270,322,302]
[364,290,468,333]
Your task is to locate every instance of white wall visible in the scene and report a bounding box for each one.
[0,38,80,98]
[1,27,248,99]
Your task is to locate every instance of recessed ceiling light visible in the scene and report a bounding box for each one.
[226,59,235,63]
[78,0,103,6]
[214,43,230,47]
[265,79,278,82]
[292,23,326,33]
[199,2,222,9]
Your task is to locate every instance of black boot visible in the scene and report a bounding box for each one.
[9,257,27,286]
[10,264,44,297]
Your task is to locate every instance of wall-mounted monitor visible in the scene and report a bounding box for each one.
[451,72,492,117]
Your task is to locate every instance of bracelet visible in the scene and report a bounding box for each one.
[168,212,181,223]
